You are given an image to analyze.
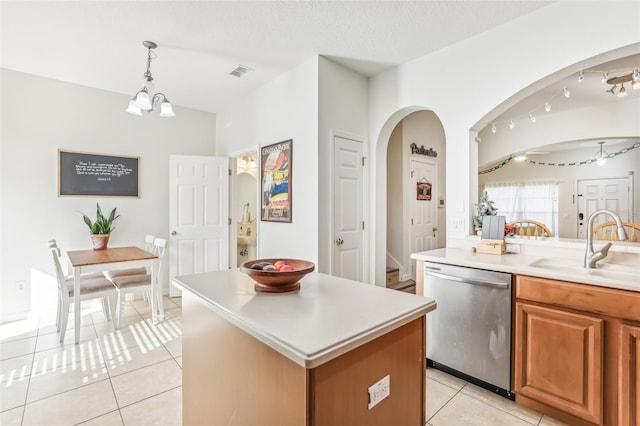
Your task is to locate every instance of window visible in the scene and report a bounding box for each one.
[484,182,558,236]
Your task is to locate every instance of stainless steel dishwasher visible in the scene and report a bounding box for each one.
[423,261,513,399]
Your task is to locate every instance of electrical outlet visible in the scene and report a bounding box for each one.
[367,375,390,409]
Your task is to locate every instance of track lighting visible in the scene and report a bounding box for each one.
[509,120,515,129]
[578,71,584,83]
[529,113,536,123]
[126,41,175,117]
[601,72,608,84]
[491,123,497,133]
[544,102,551,112]
[563,87,570,98]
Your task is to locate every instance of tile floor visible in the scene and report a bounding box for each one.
[1,296,569,426]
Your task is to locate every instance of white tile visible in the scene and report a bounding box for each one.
[26,357,109,403]
[0,375,29,411]
[110,359,182,407]
[34,325,97,352]
[430,392,532,426]
[31,339,104,376]
[0,405,24,426]
[170,297,182,307]
[461,382,542,424]
[120,386,182,426]
[426,367,467,391]
[0,318,39,343]
[78,410,124,426]
[426,377,458,421]
[1,353,33,382]
[0,337,36,360]
[97,328,163,358]
[22,379,117,425]
[540,414,571,425]
[161,334,182,358]
[104,343,173,378]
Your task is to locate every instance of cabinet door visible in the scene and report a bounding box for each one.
[619,324,640,426]
[514,302,603,424]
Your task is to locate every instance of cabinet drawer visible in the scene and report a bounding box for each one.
[515,275,640,322]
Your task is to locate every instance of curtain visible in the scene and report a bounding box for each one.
[484,181,558,235]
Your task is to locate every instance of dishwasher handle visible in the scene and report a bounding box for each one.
[424,269,510,289]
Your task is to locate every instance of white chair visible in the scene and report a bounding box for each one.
[48,240,117,342]
[109,237,167,328]
[103,234,156,280]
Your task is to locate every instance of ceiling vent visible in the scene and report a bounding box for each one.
[229,65,254,78]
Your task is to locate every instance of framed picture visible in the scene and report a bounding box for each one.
[261,139,292,222]
[58,150,140,197]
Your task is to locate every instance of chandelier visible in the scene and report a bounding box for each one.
[125,41,175,117]
[594,141,609,166]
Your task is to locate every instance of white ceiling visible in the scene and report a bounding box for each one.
[1,1,553,114]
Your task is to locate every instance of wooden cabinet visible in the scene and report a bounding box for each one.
[514,301,603,424]
[618,324,640,426]
[514,275,640,426]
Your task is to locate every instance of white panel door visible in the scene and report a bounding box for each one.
[410,158,437,280]
[169,155,229,296]
[577,177,630,239]
[333,136,363,281]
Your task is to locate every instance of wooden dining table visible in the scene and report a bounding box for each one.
[66,246,161,344]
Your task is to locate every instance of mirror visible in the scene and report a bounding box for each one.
[477,53,640,239]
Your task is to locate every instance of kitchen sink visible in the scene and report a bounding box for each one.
[528,257,639,282]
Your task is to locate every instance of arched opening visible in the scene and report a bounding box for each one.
[373,107,447,287]
[471,45,639,239]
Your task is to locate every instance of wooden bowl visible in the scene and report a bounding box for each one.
[240,258,315,293]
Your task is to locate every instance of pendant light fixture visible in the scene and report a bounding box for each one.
[594,141,608,166]
[126,41,175,117]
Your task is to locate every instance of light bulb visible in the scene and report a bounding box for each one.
[601,72,608,84]
[509,120,515,129]
[633,80,640,90]
[159,101,175,117]
[249,159,257,168]
[544,102,551,112]
[529,113,536,123]
[563,87,570,98]
[240,157,248,168]
[596,157,607,166]
[125,98,142,116]
[618,84,627,98]
[514,155,526,162]
[633,68,640,82]
[491,123,497,134]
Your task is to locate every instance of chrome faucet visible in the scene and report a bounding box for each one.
[584,209,628,269]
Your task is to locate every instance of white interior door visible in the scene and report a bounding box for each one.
[577,177,630,239]
[332,136,363,281]
[169,155,229,296]
[410,158,436,280]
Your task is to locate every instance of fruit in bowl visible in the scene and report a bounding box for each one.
[240,258,315,293]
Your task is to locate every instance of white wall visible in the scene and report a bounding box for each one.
[386,124,403,270]
[216,57,319,264]
[0,69,216,322]
[317,56,369,274]
[368,1,640,285]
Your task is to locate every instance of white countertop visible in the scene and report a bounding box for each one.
[172,269,436,368]
[411,247,640,292]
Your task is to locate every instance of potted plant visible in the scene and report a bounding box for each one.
[80,203,120,250]
[472,191,498,235]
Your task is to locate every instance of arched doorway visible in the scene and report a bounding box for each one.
[373,107,446,287]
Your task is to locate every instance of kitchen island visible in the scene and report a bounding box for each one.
[172,269,436,426]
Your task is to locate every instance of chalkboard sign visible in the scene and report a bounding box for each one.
[58,150,139,197]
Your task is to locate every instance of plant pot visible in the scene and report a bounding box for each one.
[90,234,110,250]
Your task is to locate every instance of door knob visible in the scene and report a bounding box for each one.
[171,231,177,236]
[335,237,344,246]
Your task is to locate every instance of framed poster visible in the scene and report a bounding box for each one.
[416,180,432,201]
[261,139,292,222]
[58,150,139,197]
